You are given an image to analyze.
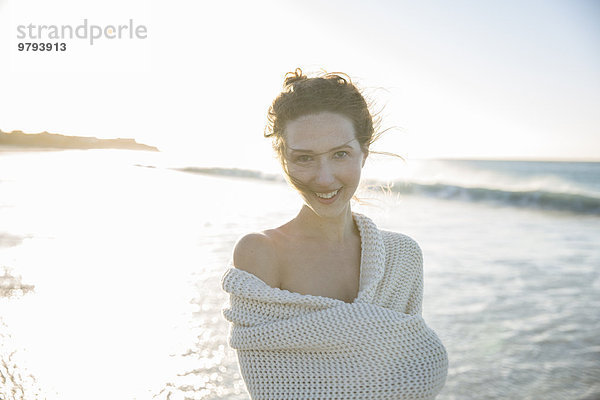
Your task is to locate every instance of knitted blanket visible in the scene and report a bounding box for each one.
[221,212,448,399]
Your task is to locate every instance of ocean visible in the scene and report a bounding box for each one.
[0,149,598,400]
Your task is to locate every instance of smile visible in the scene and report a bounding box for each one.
[314,188,341,199]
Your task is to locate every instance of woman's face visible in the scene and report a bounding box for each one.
[283,111,367,217]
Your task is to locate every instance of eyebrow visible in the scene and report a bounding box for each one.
[287,138,357,155]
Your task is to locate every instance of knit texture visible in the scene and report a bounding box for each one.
[221,211,448,399]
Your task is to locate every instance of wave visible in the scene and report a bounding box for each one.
[172,166,283,181]
[168,166,600,216]
[385,181,600,215]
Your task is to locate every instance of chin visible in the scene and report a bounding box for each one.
[305,198,351,217]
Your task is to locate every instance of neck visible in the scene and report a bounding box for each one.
[294,204,357,244]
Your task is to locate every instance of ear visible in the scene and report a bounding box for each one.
[361,149,369,167]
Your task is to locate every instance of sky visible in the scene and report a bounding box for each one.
[0,0,599,173]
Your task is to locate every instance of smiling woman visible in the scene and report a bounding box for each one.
[264,68,390,203]
[283,112,365,216]
[220,68,448,399]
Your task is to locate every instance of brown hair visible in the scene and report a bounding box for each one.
[264,68,403,203]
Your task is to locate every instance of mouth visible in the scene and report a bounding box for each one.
[313,188,341,203]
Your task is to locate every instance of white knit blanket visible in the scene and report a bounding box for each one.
[222,212,448,399]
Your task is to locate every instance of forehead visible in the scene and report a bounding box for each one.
[284,112,357,152]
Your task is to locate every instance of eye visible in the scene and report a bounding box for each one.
[334,151,349,159]
[295,155,312,163]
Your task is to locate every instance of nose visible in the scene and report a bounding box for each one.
[314,158,335,187]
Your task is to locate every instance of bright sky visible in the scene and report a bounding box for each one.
[1,0,599,173]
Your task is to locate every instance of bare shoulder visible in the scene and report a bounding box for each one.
[232,232,280,288]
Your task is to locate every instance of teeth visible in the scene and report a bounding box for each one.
[315,189,340,199]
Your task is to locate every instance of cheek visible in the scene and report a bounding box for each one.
[286,165,309,181]
[348,161,364,175]
[338,165,363,185]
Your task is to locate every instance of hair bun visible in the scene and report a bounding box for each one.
[283,68,307,88]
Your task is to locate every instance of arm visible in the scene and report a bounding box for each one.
[405,239,424,316]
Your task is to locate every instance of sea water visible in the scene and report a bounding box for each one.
[0,149,598,400]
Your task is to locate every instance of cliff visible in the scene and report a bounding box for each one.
[0,130,159,152]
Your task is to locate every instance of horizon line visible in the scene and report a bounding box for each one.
[410,156,600,163]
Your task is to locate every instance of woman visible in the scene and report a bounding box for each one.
[221,69,448,399]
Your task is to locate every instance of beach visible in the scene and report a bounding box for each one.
[1,149,599,399]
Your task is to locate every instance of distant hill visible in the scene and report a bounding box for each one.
[0,130,159,152]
